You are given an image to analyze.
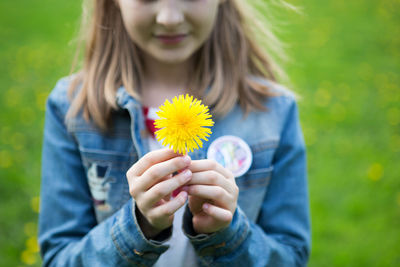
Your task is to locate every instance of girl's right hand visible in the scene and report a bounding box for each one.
[126,148,192,239]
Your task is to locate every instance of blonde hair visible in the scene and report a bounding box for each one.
[67,0,295,130]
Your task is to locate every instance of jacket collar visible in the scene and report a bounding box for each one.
[116,86,141,109]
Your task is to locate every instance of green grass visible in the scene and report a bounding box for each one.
[0,0,399,266]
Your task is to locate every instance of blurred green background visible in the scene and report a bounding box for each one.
[0,0,399,266]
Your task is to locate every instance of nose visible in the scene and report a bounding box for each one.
[156,4,184,28]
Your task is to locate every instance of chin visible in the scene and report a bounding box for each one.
[152,49,194,65]
[159,57,190,65]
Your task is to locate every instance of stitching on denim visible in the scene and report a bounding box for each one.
[71,127,132,138]
[214,219,250,257]
[236,167,273,189]
[196,213,250,261]
[251,139,279,153]
[237,178,271,188]
[131,202,170,249]
[113,225,155,267]
[52,107,82,149]
[119,184,131,212]
[81,157,131,165]
[246,166,274,175]
[80,154,135,171]
[230,219,250,252]
[67,118,132,138]
[82,160,131,171]
[111,225,138,265]
[79,146,137,157]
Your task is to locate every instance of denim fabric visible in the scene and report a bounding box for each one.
[39,77,311,266]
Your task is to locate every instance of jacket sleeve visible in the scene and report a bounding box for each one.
[183,98,311,267]
[38,85,170,267]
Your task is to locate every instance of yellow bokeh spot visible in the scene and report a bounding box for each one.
[31,196,40,213]
[387,107,400,126]
[367,163,384,181]
[26,236,39,253]
[19,107,36,126]
[331,103,347,122]
[10,133,26,151]
[377,5,391,19]
[36,91,48,111]
[338,84,351,101]
[390,135,400,152]
[314,88,331,107]
[24,222,37,236]
[0,150,13,168]
[20,250,36,265]
[374,73,388,89]
[309,23,331,48]
[1,127,11,145]
[5,87,22,108]
[303,126,316,147]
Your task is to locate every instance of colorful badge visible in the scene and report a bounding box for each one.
[207,135,252,177]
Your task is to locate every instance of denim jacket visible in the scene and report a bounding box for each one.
[39,77,311,267]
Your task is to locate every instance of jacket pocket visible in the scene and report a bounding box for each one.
[235,137,276,222]
[235,166,273,189]
[236,166,273,222]
[79,147,135,223]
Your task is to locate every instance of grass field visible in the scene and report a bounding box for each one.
[0,0,399,266]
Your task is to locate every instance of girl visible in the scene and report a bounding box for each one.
[39,0,310,266]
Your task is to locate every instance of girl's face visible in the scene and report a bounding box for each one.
[117,0,224,65]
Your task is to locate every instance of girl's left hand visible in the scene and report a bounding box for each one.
[184,159,239,234]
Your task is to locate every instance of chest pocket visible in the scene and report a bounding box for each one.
[79,147,136,223]
[236,142,276,222]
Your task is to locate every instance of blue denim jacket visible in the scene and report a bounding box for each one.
[39,77,310,267]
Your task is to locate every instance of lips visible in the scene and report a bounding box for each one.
[155,34,188,45]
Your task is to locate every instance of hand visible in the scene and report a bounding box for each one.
[184,160,239,234]
[126,148,192,238]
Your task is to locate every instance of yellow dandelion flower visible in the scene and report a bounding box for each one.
[154,94,214,154]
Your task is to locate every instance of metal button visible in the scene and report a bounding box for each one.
[214,242,226,248]
[133,249,144,256]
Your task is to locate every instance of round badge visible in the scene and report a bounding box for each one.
[207,135,252,177]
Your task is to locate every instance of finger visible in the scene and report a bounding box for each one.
[147,191,188,220]
[202,203,233,223]
[189,159,234,180]
[130,173,173,201]
[140,155,191,190]
[142,169,192,209]
[186,185,230,205]
[188,195,206,214]
[127,148,181,177]
[187,170,234,194]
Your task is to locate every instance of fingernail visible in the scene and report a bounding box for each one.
[182,155,191,164]
[203,203,209,210]
[182,169,192,182]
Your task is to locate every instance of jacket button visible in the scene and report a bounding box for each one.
[214,242,226,248]
[133,249,144,256]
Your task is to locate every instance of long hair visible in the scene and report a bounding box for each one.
[66,0,295,130]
